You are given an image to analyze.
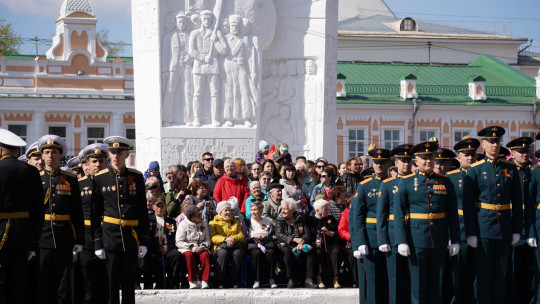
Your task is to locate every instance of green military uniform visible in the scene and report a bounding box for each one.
[91,136,149,304]
[462,126,523,304]
[504,137,535,303]
[394,141,460,304]
[376,144,412,304]
[527,139,540,302]
[446,136,480,303]
[351,148,391,304]
[38,135,84,304]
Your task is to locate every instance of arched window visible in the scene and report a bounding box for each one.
[400,18,416,31]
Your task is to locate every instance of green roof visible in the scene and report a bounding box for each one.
[1,54,133,62]
[337,54,537,105]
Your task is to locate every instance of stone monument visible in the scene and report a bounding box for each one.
[132,0,338,170]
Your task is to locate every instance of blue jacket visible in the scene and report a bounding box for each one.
[462,157,523,240]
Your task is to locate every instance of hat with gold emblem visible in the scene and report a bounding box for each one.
[453,135,480,153]
[67,157,82,171]
[103,136,133,152]
[25,141,41,159]
[38,134,67,154]
[506,137,533,153]
[478,126,505,142]
[368,146,391,163]
[435,148,457,161]
[83,143,108,159]
[499,146,511,158]
[411,141,439,157]
[0,128,26,150]
[391,144,413,159]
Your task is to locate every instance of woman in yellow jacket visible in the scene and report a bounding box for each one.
[209,200,245,288]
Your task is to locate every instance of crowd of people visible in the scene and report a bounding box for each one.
[3,125,540,303]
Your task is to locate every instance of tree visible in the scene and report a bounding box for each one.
[0,19,22,55]
[97,28,125,57]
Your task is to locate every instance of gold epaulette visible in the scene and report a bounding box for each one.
[360,177,373,185]
[40,171,45,176]
[447,169,460,175]
[78,176,88,182]
[95,168,109,176]
[470,159,485,167]
[531,163,540,170]
[383,176,396,183]
[60,170,76,178]
[403,173,415,179]
[127,168,142,175]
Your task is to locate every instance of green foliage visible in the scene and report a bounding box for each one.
[0,19,22,55]
[97,28,125,57]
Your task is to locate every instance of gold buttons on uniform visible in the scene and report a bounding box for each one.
[430,222,434,226]
[121,214,125,218]
[429,204,433,207]
[120,195,123,198]
[120,205,124,208]
[119,185,123,188]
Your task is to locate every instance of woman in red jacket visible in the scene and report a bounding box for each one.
[213,159,250,212]
[338,204,358,288]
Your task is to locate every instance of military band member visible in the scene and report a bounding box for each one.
[433,148,456,176]
[462,126,523,304]
[0,129,43,304]
[91,136,149,304]
[376,144,413,304]
[26,141,44,171]
[446,135,480,303]
[528,133,540,302]
[394,141,460,304]
[76,144,109,303]
[351,147,391,304]
[38,135,84,304]
[505,137,535,303]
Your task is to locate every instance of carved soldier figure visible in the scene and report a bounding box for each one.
[223,15,253,127]
[189,10,227,127]
[163,12,194,127]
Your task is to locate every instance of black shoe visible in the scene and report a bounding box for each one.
[287,279,295,289]
[304,278,318,289]
[219,285,225,289]
[352,283,358,288]
[233,284,240,289]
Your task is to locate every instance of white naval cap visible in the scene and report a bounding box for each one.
[25,141,41,158]
[18,155,29,162]
[66,156,81,169]
[83,143,108,159]
[38,134,67,154]
[0,128,27,149]
[103,136,133,151]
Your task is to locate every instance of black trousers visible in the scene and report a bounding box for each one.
[39,248,73,304]
[75,249,108,304]
[314,246,341,278]
[280,246,315,279]
[142,248,183,289]
[215,248,243,285]
[0,231,29,304]
[344,248,358,283]
[249,248,276,281]
[106,249,138,304]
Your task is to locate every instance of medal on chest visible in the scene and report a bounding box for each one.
[414,177,419,191]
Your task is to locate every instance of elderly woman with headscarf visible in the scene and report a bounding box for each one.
[275,198,317,289]
[175,205,211,289]
[311,199,343,289]
[242,181,268,218]
[241,201,277,288]
[209,201,245,288]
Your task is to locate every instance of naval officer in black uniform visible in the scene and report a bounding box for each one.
[0,128,43,304]
[91,136,149,304]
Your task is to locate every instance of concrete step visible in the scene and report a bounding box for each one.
[135,288,359,304]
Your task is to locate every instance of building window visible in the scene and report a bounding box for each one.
[384,129,400,150]
[87,127,105,145]
[126,128,135,141]
[400,18,416,31]
[49,126,67,141]
[454,131,470,143]
[8,125,27,155]
[348,129,366,157]
[419,130,436,142]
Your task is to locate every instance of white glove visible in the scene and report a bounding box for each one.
[511,233,520,245]
[378,244,391,253]
[527,238,538,248]
[72,245,83,262]
[397,244,410,257]
[95,249,106,260]
[358,245,368,258]
[27,251,36,261]
[448,243,460,256]
[353,250,361,259]
[466,236,478,248]
[139,245,148,258]
[257,243,267,254]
